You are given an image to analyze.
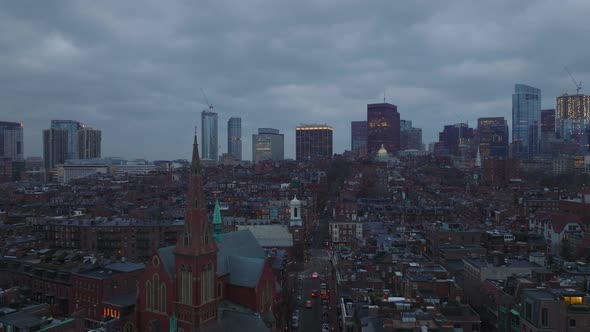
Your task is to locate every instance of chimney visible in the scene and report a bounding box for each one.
[492,251,506,267]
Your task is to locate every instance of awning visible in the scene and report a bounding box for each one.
[510,309,520,316]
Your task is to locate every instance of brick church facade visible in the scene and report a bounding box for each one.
[131,135,276,332]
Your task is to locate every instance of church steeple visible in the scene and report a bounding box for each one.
[175,132,217,255]
[213,199,222,243]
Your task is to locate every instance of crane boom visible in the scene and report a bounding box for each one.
[564,67,582,94]
[200,88,213,110]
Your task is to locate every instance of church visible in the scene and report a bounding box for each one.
[131,134,277,332]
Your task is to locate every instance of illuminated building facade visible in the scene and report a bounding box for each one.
[556,93,590,141]
[295,124,333,161]
[367,103,400,155]
[477,117,508,159]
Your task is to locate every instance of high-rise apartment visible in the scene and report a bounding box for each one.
[201,111,218,161]
[295,124,333,161]
[556,93,590,140]
[51,120,85,160]
[78,127,102,159]
[351,121,367,156]
[252,128,284,162]
[227,117,242,161]
[43,128,68,172]
[0,121,23,161]
[512,84,541,159]
[477,117,509,159]
[367,103,400,155]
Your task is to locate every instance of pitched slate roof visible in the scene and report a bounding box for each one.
[227,256,266,288]
[157,245,176,278]
[218,229,266,276]
[235,225,294,248]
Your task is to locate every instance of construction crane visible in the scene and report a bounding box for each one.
[200,88,214,111]
[564,67,582,95]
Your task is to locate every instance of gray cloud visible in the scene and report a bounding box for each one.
[1,0,590,160]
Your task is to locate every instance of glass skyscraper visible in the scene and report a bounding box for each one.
[227,117,241,161]
[0,121,23,161]
[351,121,367,155]
[512,84,541,159]
[201,111,218,161]
[252,128,284,162]
[51,120,85,160]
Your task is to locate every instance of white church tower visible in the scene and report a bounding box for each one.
[290,196,303,227]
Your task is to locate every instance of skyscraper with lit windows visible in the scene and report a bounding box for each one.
[295,124,333,161]
[367,103,400,155]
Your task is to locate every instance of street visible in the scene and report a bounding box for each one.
[291,218,338,332]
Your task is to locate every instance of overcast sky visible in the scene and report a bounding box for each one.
[1,1,590,160]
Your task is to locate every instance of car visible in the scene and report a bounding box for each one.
[305,300,313,308]
[312,272,319,278]
[321,282,327,289]
[311,289,319,297]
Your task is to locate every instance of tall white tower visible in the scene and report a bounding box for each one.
[290,196,302,227]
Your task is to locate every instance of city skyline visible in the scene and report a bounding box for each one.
[1,1,590,160]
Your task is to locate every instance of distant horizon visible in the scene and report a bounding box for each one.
[1,1,588,160]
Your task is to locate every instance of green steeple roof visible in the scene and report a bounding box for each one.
[213,199,222,243]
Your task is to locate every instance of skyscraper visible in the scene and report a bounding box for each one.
[477,117,509,159]
[540,109,556,153]
[438,123,475,156]
[367,103,400,155]
[399,120,423,151]
[252,128,284,162]
[51,120,85,160]
[0,121,23,161]
[227,117,241,161]
[351,121,367,156]
[43,128,68,172]
[556,94,590,140]
[201,111,218,161]
[295,124,333,161]
[78,127,102,159]
[512,84,541,159]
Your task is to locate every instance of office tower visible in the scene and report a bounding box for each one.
[400,120,412,131]
[227,117,242,160]
[367,103,400,155]
[51,120,85,160]
[540,109,556,153]
[556,94,590,140]
[399,120,423,151]
[78,127,102,159]
[438,123,475,156]
[477,117,509,159]
[252,128,284,162]
[512,84,541,159]
[201,111,218,161]
[43,128,68,171]
[0,121,24,161]
[351,121,367,155]
[295,124,333,161]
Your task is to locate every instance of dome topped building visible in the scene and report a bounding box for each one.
[376,144,389,161]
